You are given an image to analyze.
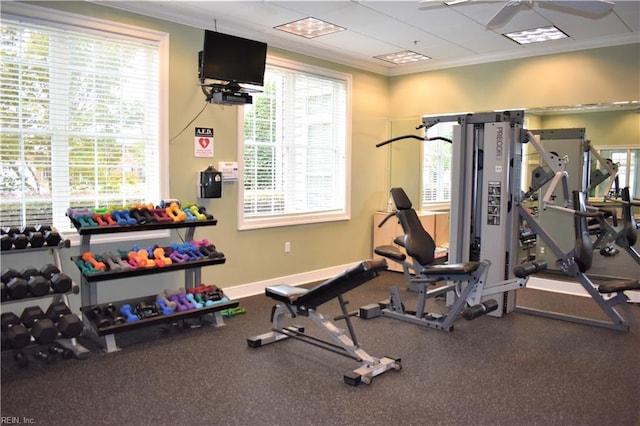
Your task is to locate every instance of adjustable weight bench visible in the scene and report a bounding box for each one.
[247,259,401,386]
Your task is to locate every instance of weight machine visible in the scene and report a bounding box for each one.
[370,110,639,331]
[365,111,545,331]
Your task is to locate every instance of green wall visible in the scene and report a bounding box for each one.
[16,2,640,295]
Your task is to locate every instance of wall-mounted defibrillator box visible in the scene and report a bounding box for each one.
[199,165,222,198]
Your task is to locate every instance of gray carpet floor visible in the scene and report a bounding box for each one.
[1,268,639,426]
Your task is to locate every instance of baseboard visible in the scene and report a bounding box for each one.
[223,263,354,300]
[527,276,640,303]
[224,266,640,304]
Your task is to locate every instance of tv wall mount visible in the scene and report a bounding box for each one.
[199,80,262,105]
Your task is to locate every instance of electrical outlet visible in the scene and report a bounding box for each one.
[284,241,291,253]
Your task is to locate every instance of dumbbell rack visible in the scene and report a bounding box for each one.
[1,241,91,360]
[72,219,237,353]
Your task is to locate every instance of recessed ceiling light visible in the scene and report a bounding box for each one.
[374,50,431,65]
[275,17,345,39]
[504,26,569,45]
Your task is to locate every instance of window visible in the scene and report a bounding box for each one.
[590,147,639,198]
[0,5,167,235]
[239,57,351,229]
[421,123,453,205]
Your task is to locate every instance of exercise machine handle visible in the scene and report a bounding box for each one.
[377,212,396,228]
[375,134,453,148]
[376,134,424,148]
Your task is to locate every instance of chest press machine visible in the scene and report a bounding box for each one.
[247,259,401,386]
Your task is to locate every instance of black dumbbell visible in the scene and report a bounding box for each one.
[5,277,28,300]
[48,342,73,360]
[1,234,12,250]
[20,267,50,297]
[40,264,72,293]
[103,303,126,325]
[27,231,45,248]
[1,268,26,300]
[45,303,83,338]
[11,231,29,249]
[37,226,62,247]
[20,306,57,344]
[88,305,111,329]
[2,268,23,284]
[34,349,54,364]
[14,351,30,368]
[1,312,31,349]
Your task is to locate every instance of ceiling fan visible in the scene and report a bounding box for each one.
[421,1,615,28]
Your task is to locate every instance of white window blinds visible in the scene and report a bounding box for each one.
[240,60,350,229]
[0,15,161,232]
[422,123,453,204]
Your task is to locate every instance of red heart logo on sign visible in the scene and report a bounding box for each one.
[199,138,209,149]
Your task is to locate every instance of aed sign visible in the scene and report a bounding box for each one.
[194,127,214,158]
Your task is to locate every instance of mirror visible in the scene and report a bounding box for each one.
[386,102,640,210]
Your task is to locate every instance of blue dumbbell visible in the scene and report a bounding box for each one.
[185,293,203,309]
[156,298,174,315]
[120,304,139,322]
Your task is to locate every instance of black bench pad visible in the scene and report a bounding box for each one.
[265,259,388,310]
[598,280,640,294]
[374,245,406,262]
[421,261,481,276]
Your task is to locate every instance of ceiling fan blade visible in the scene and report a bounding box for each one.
[487,1,527,28]
[544,1,614,17]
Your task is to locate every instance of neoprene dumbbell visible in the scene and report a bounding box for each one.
[197,206,214,220]
[156,298,174,315]
[120,304,139,322]
[40,264,72,293]
[185,293,203,309]
[1,312,31,349]
[45,302,83,338]
[81,252,106,271]
[20,306,57,344]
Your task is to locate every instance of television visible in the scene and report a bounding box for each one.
[199,30,267,87]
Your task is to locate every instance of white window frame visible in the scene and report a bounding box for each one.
[1,3,170,245]
[421,122,454,210]
[237,55,352,230]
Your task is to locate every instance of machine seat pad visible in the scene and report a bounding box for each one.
[598,279,640,294]
[265,259,388,310]
[421,261,481,276]
[374,245,406,262]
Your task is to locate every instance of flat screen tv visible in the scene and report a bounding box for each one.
[199,30,267,87]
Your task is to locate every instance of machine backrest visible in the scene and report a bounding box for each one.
[573,191,593,272]
[621,187,638,246]
[296,259,388,310]
[390,187,437,267]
